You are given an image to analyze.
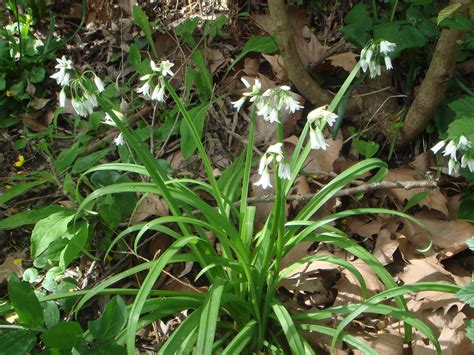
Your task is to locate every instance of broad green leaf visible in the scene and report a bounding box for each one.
[31,210,75,258]
[40,321,83,349]
[59,221,89,270]
[72,148,111,174]
[29,66,46,83]
[457,282,474,307]
[0,330,37,355]
[437,4,462,25]
[374,22,428,53]
[466,319,474,343]
[404,191,429,211]
[88,296,127,340]
[8,273,44,329]
[180,104,208,158]
[175,17,199,37]
[128,43,144,74]
[132,5,157,57]
[0,205,67,230]
[196,280,225,354]
[43,301,60,329]
[340,3,372,47]
[449,97,474,118]
[353,139,379,159]
[227,36,278,73]
[55,142,86,173]
[23,268,39,283]
[0,179,50,205]
[448,118,474,143]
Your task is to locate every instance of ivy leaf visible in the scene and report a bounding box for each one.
[457,281,474,307]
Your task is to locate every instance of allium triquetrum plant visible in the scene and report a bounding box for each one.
[15,37,460,353]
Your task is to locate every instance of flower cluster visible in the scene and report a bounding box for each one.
[50,57,105,117]
[136,60,174,102]
[306,105,338,150]
[431,135,473,175]
[255,143,291,189]
[360,40,396,78]
[232,78,302,123]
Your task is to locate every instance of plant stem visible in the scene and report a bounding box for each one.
[13,0,23,71]
[240,108,257,227]
[390,0,398,22]
[371,0,379,22]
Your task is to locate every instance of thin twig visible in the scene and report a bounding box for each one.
[240,179,439,205]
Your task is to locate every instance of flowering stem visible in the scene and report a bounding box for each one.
[371,0,379,22]
[277,111,284,143]
[240,107,257,228]
[164,80,227,215]
[390,0,398,22]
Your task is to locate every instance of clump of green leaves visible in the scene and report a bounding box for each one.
[0,1,61,126]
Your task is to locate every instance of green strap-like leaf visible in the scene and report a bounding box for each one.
[196,280,225,354]
[272,302,309,355]
[222,320,257,355]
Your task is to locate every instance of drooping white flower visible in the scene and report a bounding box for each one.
[71,97,87,117]
[136,60,174,101]
[137,80,152,98]
[231,97,246,111]
[360,47,374,73]
[360,40,396,77]
[309,126,328,150]
[103,110,125,127]
[448,158,459,175]
[70,92,97,117]
[369,61,381,78]
[461,155,474,172]
[384,55,393,70]
[278,162,291,180]
[150,60,160,72]
[443,140,457,160]
[308,105,337,126]
[59,88,66,108]
[254,142,290,189]
[50,56,73,86]
[114,133,125,146]
[458,135,471,150]
[151,83,165,102]
[254,168,272,189]
[94,75,105,92]
[159,60,175,77]
[380,40,396,55]
[431,140,446,154]
[267,142,283,155]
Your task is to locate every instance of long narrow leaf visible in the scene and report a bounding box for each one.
[272,302,308,354]
[196,280,225,354]
[222,320,257,355]
[126,236,200,354]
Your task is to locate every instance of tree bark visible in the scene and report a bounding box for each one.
[396,0,470,146]
[267,0,361,114]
